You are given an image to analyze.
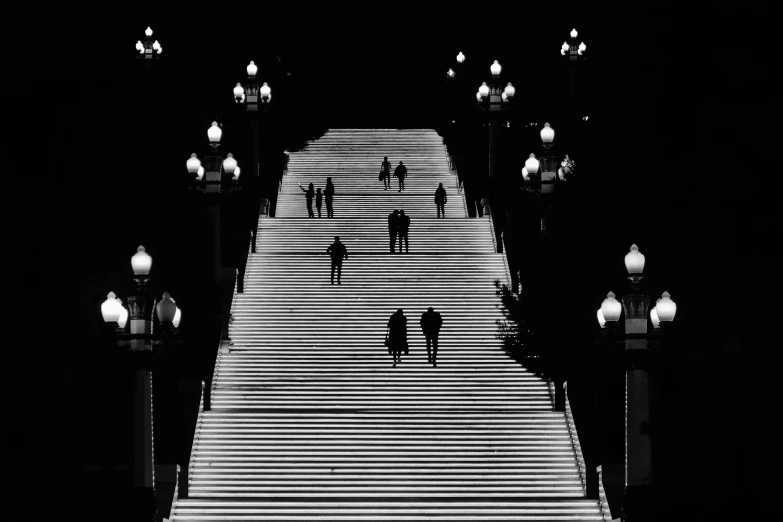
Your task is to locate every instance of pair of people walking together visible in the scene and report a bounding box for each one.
[379,157,407,191]
[387,210,410,253]
[386,307,442,367]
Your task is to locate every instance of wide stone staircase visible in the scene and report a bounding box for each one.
[171,129,607,520]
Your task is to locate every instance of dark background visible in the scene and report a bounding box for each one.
[5,4,778,520]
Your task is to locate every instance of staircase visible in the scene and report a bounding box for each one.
[171,129,607,520]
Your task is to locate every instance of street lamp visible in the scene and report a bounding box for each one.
[100,246,184,522]
[136,26,162,62]
[561,28,586,60]
[593,244,677,518]
[235,61,272,112]
[457,51,465,63]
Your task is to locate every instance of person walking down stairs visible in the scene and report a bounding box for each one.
[394,161,407,191]
[387,309,408,367]
[387,210,399,253]
[435,183,447,218]
[380,156,391,190]
[298,182,315,217]
[326,236,348,284]
[420,307,443,367]
[398,210,410,253]
[325,177,335,218]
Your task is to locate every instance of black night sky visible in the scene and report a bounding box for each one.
[6,5,778,520]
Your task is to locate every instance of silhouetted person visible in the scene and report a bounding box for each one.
[381,156,391,190]
[398,210,410,253]
[387,309,408,367]
[315,188,323,218]
[420,307,443,366]
[394,161,407,191]
[435,183,447,218]
[325,178,335,218]
[299,182,315,218]
[326,236,348,284]
[387,210,399,253]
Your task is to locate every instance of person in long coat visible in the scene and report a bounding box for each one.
[299,182,315,217]
[381,156,392,189]
[394,161,407,191]
[420,307,443,366]
[325,178,335,218]
[387,309,408,367]
[387,210,399,253]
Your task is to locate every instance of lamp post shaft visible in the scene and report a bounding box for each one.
[208,203,222,285]
[487,117,502,253]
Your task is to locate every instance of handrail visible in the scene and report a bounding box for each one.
[500,232,512,288]
[274,177,282,217]
[170,380,204,511]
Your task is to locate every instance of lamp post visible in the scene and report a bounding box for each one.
[560,27,587,103]
[234,61,273,249]
[100,246,184,521]
[474,60,515,252]
[135,26,162,70]
[595,244,677,521]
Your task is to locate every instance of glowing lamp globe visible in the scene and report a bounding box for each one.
[131,246,152,276]
[145,27,153,37]
[601,291,622,322]
[234,83,244,98]
[579,42,587,53]
[656,291,677,322]
[186,153,201,174]
[624,244,646,274]
[173,307,182,328]
[156,292,177,323]
[233,166,241,180]
[476,91,482,102]
[447,68,455,78]
[247,61,258,77]
[540,123,555,143]
[597,309,606,328]
[101,292,123,323]
[490,60,501,76]
[478,82,489,98]
[156,45,163,55]
[457,51,465,63]
[521,167,529,180]
[260,82,271,98]
[136,41,143,52]
[524,154,540,175]
[152,41,160,51]
[504,83,515,99]
[223,153,237,175]
[117,300,129,329]
[501,92,507,102]
[207,122,222,144]
[570,28,578,39]
[650,304,661,329]
[562,42,570,52]
[196,166,204,180]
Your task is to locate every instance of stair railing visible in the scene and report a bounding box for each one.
[500,232,512,287]
[274,178,282,217]
[172,380,205,506]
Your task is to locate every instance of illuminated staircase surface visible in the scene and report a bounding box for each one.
[172,129,606,520]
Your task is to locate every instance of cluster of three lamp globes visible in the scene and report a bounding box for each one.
[560,29,586,56]
[233,61,271,103]
[597,245,677,328]
[135,27,162,55]
[101,246,182,328]
[185,123,241,181]
[520,123,556,180]
[476,61,516,103]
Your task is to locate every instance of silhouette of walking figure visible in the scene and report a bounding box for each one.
[299,182,315,218]
[398,210,410,253]
[420,307,443,366]
[325,178,335,218]
[381,156,392,190]
[435,183,447,218]
[394,161,407,191]
[387,210,400,253]
[326,236,348,284]
[387,309,408,367]
[315,188,323,218]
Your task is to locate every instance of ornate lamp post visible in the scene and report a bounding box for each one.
[135,26,162,70]
[560,27,586,103]
[100,246,184,522]
[595,244,677,521]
